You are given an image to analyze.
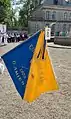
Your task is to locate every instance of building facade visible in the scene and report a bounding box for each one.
[28,0,71,35]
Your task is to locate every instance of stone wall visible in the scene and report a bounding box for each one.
[54,36,71,46]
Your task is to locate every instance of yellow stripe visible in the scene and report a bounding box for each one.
[24,30,59,102]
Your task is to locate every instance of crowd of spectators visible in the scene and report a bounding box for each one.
[7,32,28,43]
[0,31,28,46]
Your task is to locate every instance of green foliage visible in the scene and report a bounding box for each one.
[0,0,17,29]
[0,0,42,29]
[0,0,11,22]
[19,0,41,28]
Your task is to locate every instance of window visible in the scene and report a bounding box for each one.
[46,11,50,20]
[58,0,63,5]
[68,24,71,31]
[54,0,58,5]
[69,13,71,20]
[63,24,66,32]
[52,11,56,20]
[64,12,67,20]
[51,24,55,35]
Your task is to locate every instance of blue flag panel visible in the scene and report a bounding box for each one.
[1,31,40,98]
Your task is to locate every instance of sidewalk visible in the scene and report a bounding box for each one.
[47,42,71,49]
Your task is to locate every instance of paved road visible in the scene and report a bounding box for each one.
[0,42,71,119]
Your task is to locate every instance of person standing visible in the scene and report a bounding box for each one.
[0,31,2,46]
[3,32,8,45]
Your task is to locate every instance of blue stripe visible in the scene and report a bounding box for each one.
[1,31,40,98]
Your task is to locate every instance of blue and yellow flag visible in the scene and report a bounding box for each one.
[1,31,41,99]
[2,30,59,102]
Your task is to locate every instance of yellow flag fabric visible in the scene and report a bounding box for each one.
[24,31,59,102]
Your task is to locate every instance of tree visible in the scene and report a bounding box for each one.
[0,0,16,29]
[19,0,41,28]
[19,0,33,27]
[0,0,11,23]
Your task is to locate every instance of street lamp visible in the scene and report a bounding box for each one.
[49,22,56,28]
